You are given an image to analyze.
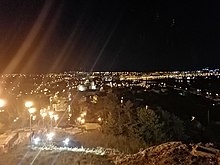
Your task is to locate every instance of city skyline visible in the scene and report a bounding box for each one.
[0,0,219,73]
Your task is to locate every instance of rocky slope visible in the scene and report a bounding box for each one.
[111,142,220,165]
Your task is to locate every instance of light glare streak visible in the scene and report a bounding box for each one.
[3,0,53,74]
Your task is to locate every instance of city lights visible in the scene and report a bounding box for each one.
[0,0,220,163]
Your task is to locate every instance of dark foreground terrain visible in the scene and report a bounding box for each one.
[0,137,219,165]
[0,139,114,165]
[113,142,220,165]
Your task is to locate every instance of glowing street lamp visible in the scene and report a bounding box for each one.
[53,114,59,126]
[0,99,5,108]
[25,101,33,108]
[28,107,36,130]
[40,108,47,128]
[28,107,36,114]
[0,99,6,112]
[48,111,54,128]
[48,111,54,117]
[77,117,81,123]
[81,118,85,124]
[41,112,47,128]
[32,115,36,121]
[54,114,59,121]
[82,112,87,116]
[41,112,47,118]
[98,117,102,122]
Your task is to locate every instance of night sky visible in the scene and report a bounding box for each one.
[0,0,220,73]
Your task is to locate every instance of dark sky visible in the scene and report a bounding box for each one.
[0,0,220,73]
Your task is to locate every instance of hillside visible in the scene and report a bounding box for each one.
[0,130,219,165]
[112,142,220,165]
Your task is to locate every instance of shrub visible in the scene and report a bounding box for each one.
[102,106,167,146]
[74,131,146,154]
[156,109,185,141]
[132,107,166,145]
[97,93,185,147]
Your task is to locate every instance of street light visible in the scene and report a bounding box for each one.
[48,111,54,128]
[80,112,87,118]
[0,99,5,112]
[0,99,5,108]
[25,101,33,108]
[41,112,47,128]
[28,107,36,131]
[98,117,102,122]
[81,118,85,124]
[25,101,34,130]
[53,114,59,127]
[77,117,81,122]
[48,111,54,117]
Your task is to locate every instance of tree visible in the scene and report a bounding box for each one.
[0,102,29,131]
[93,93,120,121]
[96,92,186,146]
[102,99,135,135]
[156,108,185,141]
[132,107,166,145]
[100,93,166,145]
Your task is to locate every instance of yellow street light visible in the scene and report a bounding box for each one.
[25,101,33,108]
[77,117,81,122]
[81,118,85,124]
[28,107,36,131]
[98,117,102,122]
[48,111,54,128]
[41,112,47,118]
[54,114,59,121]
[40,112,47,128]
[48,111,54,117]
[54,114,59,127]
[0,99,5,108]
[28,107,36,114]
[32,115,36,121]
[80,112,87,117]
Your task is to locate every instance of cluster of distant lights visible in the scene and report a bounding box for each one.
[77,112,87,124]
[0,75,76,99]
[0,69,220,99]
